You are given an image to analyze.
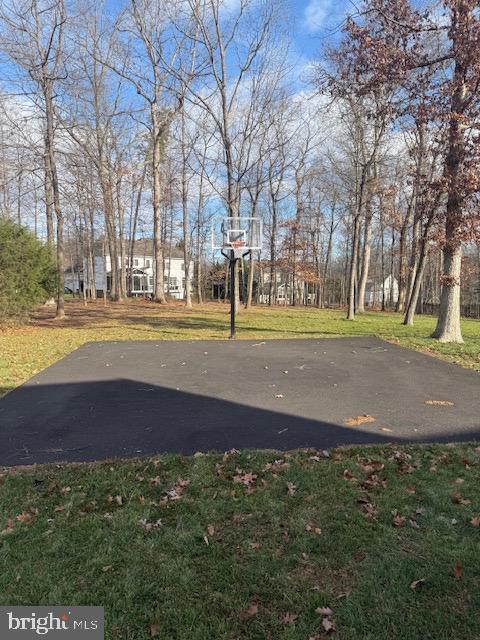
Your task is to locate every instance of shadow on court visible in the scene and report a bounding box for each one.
[0,337,478,466]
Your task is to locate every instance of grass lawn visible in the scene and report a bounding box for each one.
[0,299,479,397]
[1,444,480,639]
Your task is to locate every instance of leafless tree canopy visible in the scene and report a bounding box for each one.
[0,0,479,340]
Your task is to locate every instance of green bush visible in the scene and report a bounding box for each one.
[0,219,57,321]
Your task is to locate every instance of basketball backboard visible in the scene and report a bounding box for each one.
[211,217,262,255]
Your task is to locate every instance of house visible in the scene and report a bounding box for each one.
[364,275,399,306]
[257,264,315,305]
[85,240,193,299]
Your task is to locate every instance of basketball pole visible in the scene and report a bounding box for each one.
[229,251,236,339]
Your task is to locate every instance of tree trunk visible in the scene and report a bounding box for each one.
[347,212,361,320]
[357,203,373,313]
[152,108,166,304]
[432,50,466,343]
[431,245,463,342]
[44,85,64,319]
[396,193,414,312]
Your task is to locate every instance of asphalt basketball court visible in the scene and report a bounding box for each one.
[0,336,478,466]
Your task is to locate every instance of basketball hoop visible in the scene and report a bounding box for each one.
[211,216,263,339]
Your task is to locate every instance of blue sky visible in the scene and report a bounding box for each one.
[290,0,350,58]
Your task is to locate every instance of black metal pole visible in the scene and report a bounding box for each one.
[230,252,236,339]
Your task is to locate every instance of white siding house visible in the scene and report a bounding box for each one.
[89,242,193,299]
[364,275,399,306]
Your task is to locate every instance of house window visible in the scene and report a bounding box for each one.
[134,258,139,267]
[149,277,154,286]
[181,263,184,271]
[182,278,186,289]
[145,259,150,268]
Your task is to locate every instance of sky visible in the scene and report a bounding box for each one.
[290,0,350,58]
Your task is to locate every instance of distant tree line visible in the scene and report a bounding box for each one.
[0,0,478,341]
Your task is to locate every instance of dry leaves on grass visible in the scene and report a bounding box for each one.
[1,518,15,535]
[15,508,39,525]
[264,459,291,473]
[451,491,471,506]
[222,448,239,462]
[305,522,322,535]
[165,478,190,501]
[410,579,425,591]
[281,612,298,624]
[358,497,377,519]
[452,563,464,581]
[343,415,375,427]
[233,471,258,489]
[392,512,406,528]
[107,495,123,507]
[138,518,162,531]
[470,517,480,527]
[315,607,336,634]
[239,603,259,620]
[287,482,296,496]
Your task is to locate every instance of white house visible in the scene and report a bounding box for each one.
[87,241,193,299]
[364,275,399,306]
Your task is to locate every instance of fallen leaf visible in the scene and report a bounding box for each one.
[398,463,414,475]
[409,519,419,529]
[138,518,162,531]
[233,472,257,487]
[54,506,66,513]
[287,482,296,496]
[451,491,471,506]
[249,542,261,549]
[203,535,209,546]
[359,459,385,474]
[207,524,215,536]
[240,603,259,619]
[281,612,298,624]
[16,512,34,524]
[315,607,333,616]
[410,579,425,591]
[264,459,290,473]
[360,502,377,519]
[343,469,355,481]
[470,517,480,527]
[1,518,14,535]
[150,622,161,637]
[453,563,464,581]
[321,617,336,633]
[102,565,113,572]
[392,513,406,527]
[380,427,393,433]
[305,522,322,535]
[344,415,375,427]
[425,400,454,406]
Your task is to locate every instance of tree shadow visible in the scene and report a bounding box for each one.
[0,378,479,467]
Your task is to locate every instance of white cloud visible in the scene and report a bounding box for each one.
[303,0,333,32]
